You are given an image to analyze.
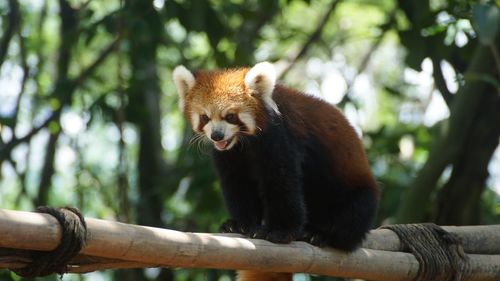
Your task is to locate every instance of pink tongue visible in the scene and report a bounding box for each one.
[214,140,228,150]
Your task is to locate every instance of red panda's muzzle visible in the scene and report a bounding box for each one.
[212,136,237,151]
[214,140,229,150]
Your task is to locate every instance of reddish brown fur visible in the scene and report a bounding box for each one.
[273,85,379,194]
[183,69,268,134]
[184,69,376,194]
[185,69,378,193]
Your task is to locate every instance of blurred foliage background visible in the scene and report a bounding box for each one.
[0,0,499,280]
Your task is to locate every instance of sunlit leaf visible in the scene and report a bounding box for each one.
[49,98,61,110]
[48,121,60,134]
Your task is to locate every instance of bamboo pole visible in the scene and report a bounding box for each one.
[363,225,500,254]
[1,209,500,280]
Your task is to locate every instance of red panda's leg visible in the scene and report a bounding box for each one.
[251,122,306,244]
[212,149,262,235]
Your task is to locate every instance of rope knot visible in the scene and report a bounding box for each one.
[382,223,470,281]
[13,206,87,278]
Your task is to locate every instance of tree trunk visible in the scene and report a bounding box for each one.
[35,129,60,206]
[121,0,172,280]
[35,0,78,206]
[435,89,500,225]
[125,0,166,229]
[395,34,500,223]
[0,0,20,69]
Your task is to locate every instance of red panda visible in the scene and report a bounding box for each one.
[173,62,379,281]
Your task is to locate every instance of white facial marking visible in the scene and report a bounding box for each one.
[172,65,195,112]
[244,61,279,114]
[238,112,256,134]
[202,121,214,138]
[190,113,199,131]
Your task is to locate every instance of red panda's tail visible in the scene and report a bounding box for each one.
[237,270,293,281]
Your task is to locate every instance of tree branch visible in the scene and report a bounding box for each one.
[33,1,48,99]
[0,114,56,161]
[73,37,119,87]
[431,58,454,107]
[0,0,19,69]
[34,0,78,205]
[35,127,60,206]
[12,28,31,135]
[330,11,395,107]
[232,2,281,65]
[338,19,394,106]
[14,143,31,206]
[0,38,117,163]
[278,0,341,79]
[115,0,130,222]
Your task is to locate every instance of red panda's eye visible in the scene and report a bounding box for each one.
[225,113,238,124]
[201,114,210,124]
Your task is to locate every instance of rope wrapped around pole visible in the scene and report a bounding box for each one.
[11,207,87,278]
[382,223,469,281]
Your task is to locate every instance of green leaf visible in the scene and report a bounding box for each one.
[472,4,499,45]
[49,98,61,110]
[0,115,15,128]
[48,121,60,134]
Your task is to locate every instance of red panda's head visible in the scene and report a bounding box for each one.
[172,62,278,151]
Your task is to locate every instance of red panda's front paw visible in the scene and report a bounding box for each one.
[220,219,243,233]
[300,229,329,247]
[220,219,256,235]
[251,226,299,244]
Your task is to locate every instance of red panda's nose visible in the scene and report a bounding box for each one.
[211,131,224,141]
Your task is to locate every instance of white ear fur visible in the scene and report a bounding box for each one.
[244,62,279,114]
[173,65,195,112]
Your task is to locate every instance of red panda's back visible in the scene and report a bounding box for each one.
[273,85,378,192]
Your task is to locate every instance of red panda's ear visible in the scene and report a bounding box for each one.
[173,65,195,112]
[244,62,279,114]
